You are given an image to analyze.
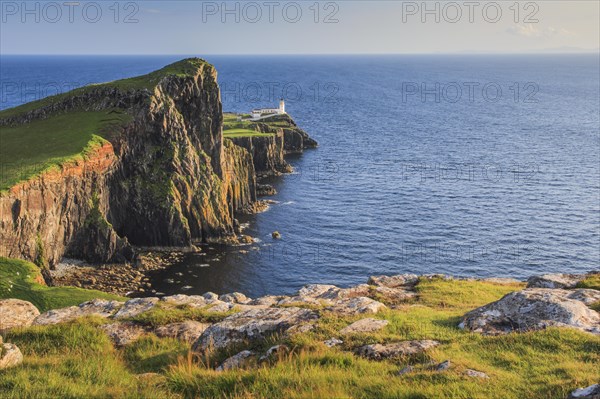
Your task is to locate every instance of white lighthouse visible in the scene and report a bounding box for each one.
[279,99,285,114]
[249,99,287,120]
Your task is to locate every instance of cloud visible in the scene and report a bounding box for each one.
[506,25,576,39]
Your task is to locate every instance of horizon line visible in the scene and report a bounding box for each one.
[2,51,599,57]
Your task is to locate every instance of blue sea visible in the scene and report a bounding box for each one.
[1,54,599,297]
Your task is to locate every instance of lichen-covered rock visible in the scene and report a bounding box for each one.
[0,299,40,331]
[206,301,235,313]
[356,340,440,360]
[160,295,208,307]
[113,298,159,319]
[568,384,600,399]
[327,297,387,315]
[216,350,255,371]
[33,299,123,326]
[435,360,451,371]
[564,289,600,306]
[202,292,219,301]
[0,343,23,369]
[340,318,389,335]
[527,273,588,289]
[372,286,417,304]
[78,299,123,317]
[194,307,318,351]
[259,344,289,362]
[324,338,343,347]
[154,321,210,343]
[368,274,419,288]
[464,369,489,379]
[219,292,250,304]
[246,295,281,307]
[101,322,146,346]
[460,288,600,335]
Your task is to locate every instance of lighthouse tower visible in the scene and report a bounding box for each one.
[279,99,285,114]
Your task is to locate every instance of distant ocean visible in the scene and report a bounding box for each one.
[1,54,599,297]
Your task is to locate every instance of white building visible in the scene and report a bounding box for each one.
[250,99,286,120]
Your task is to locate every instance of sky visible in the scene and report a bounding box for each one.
[0,1,599,55]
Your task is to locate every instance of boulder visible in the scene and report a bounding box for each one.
[113,298,159,319]
[568,384,600,399]
[327,297,387,315]
[460,288,600,335]
[216,350,255,371]
[323,338,343,348]
[219,292,250,304]
[435,360,451,371]
[340,318,389,335]
[278,284,373,307]
[194,307,318,351]
[154,321,210,343]
[206,301,235,313]
[101,322,146,346]
[0,299,40,331]
[33,299,123,326]
[202,292,220,301]
[259,344,289,362]
[372,286,417,304]
[527,274,587,289]
[565,289,600,306]
[368,274,419,288]
[356,340,440,360]
[160,295,208,307]
[464,369,489,379]
[0,342,23,369]
[247,295,281,307]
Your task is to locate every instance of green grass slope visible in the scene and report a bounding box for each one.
[1,274,598,399]
[0,58,210,191]
[0,257,124,312]
[0,58,209,120]
[0,110,130,191]
[222,113,275,138]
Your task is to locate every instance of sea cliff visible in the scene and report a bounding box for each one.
[0,58,316,268]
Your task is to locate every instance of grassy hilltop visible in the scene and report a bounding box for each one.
[1,258,599,399]
[0,59,208,192]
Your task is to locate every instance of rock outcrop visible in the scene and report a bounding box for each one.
[154,321,210,343]
[228,131,289,176]
[33,299,122,325]
[0,337,23,369]
[460,288,600,335]
[194,307,318,351]
[0,299,40,331]
[527,273,595,289]
[568,384,600,399]
[356,340,440,360]
[339,318,389,335]
[216,350,255,371]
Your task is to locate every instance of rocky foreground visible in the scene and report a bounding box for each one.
[1,271,598,398]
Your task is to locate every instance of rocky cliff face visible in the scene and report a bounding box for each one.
[0,59,256,267]
[0,142,126,266]
[0,59,316,268]
[228,130,290,176]
[254,114,317,154]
